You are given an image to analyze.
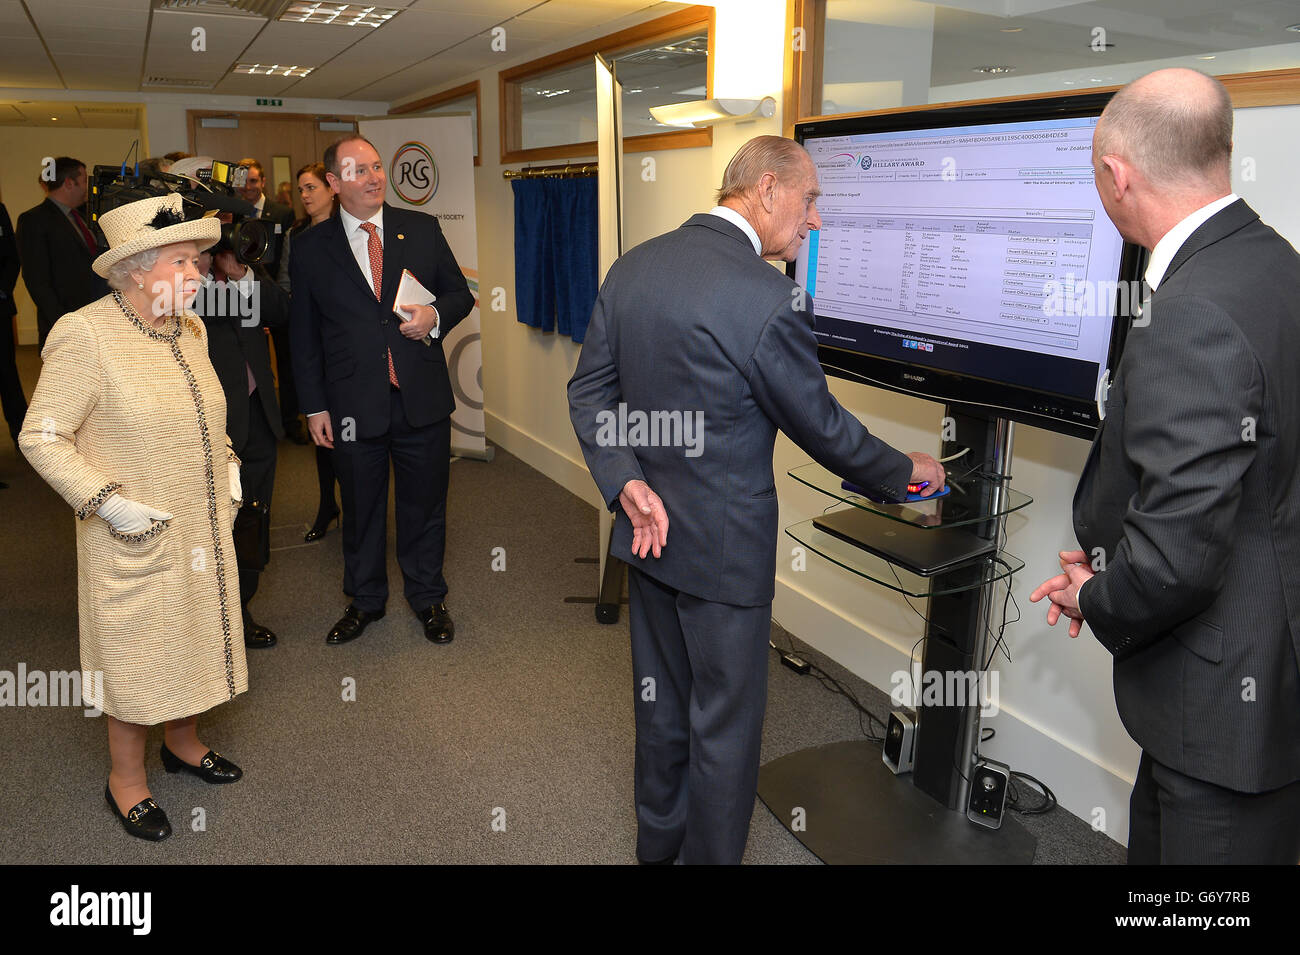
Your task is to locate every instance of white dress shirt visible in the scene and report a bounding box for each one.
[708,205,762,256]
[1145,193,1238,291]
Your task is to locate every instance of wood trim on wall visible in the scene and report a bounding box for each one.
[499,4,714,165]
[186,109,358,155]
[784,0,822,137]
[792,62,1300,130]
[388,80,482,166]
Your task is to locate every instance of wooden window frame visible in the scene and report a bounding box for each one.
[499,5,715,165]
[389,80,483,167]
[784,0,1300,133]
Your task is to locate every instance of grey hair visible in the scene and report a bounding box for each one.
[1095,69,1233,187]
[105,248,162,291]
[715,135,809,203]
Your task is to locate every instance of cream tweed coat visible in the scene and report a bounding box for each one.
[19,293,248,724]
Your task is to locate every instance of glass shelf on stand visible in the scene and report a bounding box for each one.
[787,462,1032,531]
[784,518,1024,598]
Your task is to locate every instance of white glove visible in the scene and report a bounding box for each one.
[96,493,173,535]
[228,459,242,505]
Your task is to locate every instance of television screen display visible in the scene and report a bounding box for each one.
[793,93,1144,437]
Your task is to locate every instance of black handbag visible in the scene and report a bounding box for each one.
[233,500,270,571]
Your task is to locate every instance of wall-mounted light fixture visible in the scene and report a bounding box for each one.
[648,96,776,128]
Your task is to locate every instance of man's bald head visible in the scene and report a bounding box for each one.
[1094,68,1232,191]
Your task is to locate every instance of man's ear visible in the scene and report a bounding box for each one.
[325,172,341,194]
[757,172,778,213]
[1098,154,1128,202]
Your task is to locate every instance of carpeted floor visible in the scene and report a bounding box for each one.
[0,344,1125,864]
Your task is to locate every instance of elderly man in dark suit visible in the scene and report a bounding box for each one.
[239,157,306,444]
[568,135,944,864]
[195,244,290,649]
[1031,69,1300,864]
[16,157,108,348]
[291,135,473,646]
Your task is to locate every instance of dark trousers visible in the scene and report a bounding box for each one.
[332,389,450,614]
[270,325,300,428]
[627,566,771,865]
[0,314,27,445]
[1127,750,1300,864]
[314,443,338,518]
[235,392,277,609]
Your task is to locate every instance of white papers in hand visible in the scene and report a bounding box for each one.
[394,269,439,341]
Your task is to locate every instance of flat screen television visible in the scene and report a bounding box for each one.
[792,92,1146,439]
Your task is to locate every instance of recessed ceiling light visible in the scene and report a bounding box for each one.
[1000,27,1023,33]
[973,65,1016,74]
[1197,55,1216,60]
[51,116,58,121]
[278,2,399,27]
[235,63,314,77]
[1286,23,1300,32]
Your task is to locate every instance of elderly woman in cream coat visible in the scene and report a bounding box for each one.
[20,194,249,842]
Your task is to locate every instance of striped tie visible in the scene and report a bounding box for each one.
[360,222,398,388]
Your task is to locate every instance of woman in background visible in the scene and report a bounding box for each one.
[278,162,342,541]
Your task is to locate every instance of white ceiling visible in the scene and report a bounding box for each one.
[0,0,679,116]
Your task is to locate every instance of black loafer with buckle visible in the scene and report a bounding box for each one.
[161,744,243,783]
[105,784,172,841]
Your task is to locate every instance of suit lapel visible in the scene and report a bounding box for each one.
[323,214,375,299]
[379,205,402,306]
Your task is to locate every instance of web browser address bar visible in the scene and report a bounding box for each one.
[832,206,1096,221]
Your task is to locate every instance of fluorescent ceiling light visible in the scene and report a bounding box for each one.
[235,63,314,77]
[279,2,399,27]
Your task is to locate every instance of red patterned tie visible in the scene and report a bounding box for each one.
[360,221,398,388]
[71,209,96,254]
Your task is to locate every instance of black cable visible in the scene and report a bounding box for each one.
[1007,770,1058,815]
[769,620,888,743]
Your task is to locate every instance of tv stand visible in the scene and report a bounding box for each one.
[758,408,1039,863]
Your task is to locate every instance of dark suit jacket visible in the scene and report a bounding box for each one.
[289,204,473,439]
[1073,199,1300,792]
[196,264,289,450]
[569,213,913,608]
[259,198,294,279]
[16,198,108,345]
[0,203,18,320]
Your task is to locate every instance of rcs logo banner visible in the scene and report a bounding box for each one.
[390,141,438,205]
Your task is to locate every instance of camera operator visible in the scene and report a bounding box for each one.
[194,238,290,649]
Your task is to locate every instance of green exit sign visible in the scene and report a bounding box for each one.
[256,98,283,106]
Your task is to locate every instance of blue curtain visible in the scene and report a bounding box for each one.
[512,176,598,344]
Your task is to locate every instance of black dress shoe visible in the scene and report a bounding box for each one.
[105,783,171,841]
[303,507,340,542]
[242,611,277,649]
[160,744,243,783]
[418,602,455,644]
[326,605,384,645]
